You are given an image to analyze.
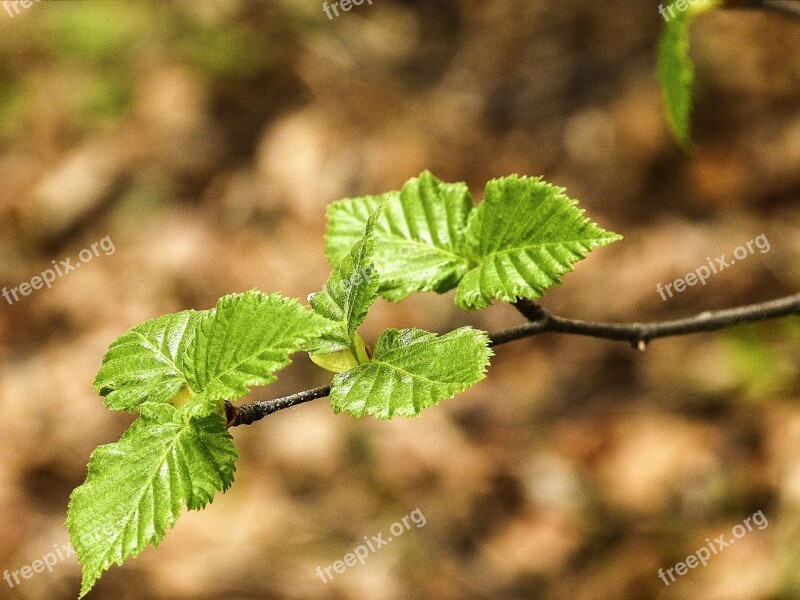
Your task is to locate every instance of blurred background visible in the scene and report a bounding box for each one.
[0,1,799,598]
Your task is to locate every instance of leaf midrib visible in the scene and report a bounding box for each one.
[131,330,188,384]
[477,235,620,262]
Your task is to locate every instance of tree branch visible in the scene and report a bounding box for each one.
[225,385,331,427]
[504,293,800,345]
[725,0,800,20]
[226,292,800,427]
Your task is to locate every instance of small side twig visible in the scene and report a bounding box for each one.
[226,385,331,427]
[501,293,800,347]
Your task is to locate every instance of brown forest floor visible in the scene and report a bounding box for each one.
[0,1,799,599]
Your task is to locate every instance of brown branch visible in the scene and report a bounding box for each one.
[502,294,800,346]
[225,385,331,427]
[226,292,800,427]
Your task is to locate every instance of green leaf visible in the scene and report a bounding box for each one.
[184,290,336,417]
[309,332,369,373]
[94,291,335,418]
[330,327,491,419]
[657,1,721,147]
[325,172,620,310]
[455,175,621,310]
[94,310,203,412]
[325,170,474,301]
[67,404,237,598]
[307,207,382,359]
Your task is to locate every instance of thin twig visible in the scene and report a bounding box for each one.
[226,385,331,427]
[500,294,800,346]
[226,292,800,427]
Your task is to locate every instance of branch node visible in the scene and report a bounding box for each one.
[513,299,550,322]
[225,401,237,427]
